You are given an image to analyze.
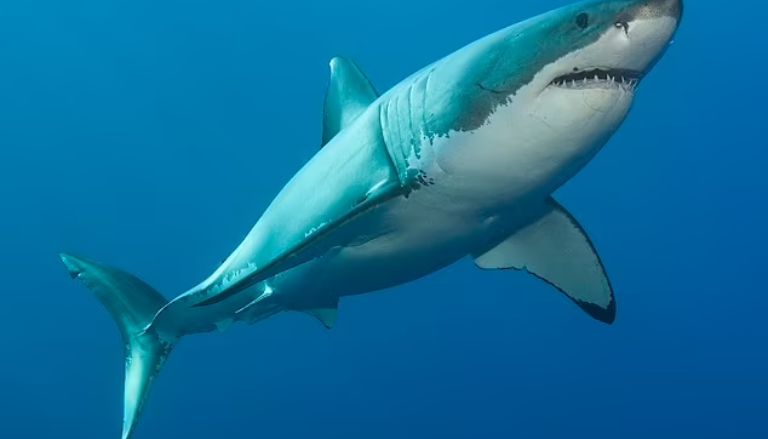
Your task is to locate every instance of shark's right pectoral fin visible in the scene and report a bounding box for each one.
[474,198,615,324]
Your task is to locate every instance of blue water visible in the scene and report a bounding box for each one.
[2,0,766,437]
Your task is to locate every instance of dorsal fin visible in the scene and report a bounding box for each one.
[322,56,378,146]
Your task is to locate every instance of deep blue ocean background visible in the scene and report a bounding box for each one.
[2,0,766,437]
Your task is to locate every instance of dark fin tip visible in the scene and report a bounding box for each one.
[525,270,616,325]
[573,297,616,325]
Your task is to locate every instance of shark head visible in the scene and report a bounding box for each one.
[423,0,683,200]
[527,0,683,94]
[429,0,684,131]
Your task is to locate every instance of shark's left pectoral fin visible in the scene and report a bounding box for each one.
[304,307,338,330]
[475,198,615,324]
[322,56,379,146]
[301,297,340,329]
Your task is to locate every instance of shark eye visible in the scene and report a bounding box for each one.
[576,13,589,29]
[615,21,630,34]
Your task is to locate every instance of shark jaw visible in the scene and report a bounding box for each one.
[550,68,643,91]
[538,13,680,99]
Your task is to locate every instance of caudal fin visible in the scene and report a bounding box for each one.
[60,253,175,439]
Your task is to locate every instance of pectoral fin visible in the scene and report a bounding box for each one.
[304,305,339,330]
[475,198,615,323]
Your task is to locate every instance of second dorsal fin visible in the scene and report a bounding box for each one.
[322,56,378,146]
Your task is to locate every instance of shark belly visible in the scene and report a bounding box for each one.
[266,175,489,311]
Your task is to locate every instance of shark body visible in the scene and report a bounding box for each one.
[60,1,683,437]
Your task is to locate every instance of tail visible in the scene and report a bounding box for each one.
[59,253,176,439]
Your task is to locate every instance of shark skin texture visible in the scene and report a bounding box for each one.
[60,1,683,437]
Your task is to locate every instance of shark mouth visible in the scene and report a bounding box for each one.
[551,68,643,90]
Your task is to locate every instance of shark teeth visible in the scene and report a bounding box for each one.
[551,68,642,91]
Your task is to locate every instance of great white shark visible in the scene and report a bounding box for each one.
[60,0,683,437]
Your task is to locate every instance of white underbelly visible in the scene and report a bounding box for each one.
[270,180,488,303]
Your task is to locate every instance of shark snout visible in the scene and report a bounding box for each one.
[634,0,683,22]
[605,0,682,76]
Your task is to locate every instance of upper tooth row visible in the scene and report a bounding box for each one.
[554,76,638,87]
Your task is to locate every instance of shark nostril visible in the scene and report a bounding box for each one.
[615,21,630,35]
